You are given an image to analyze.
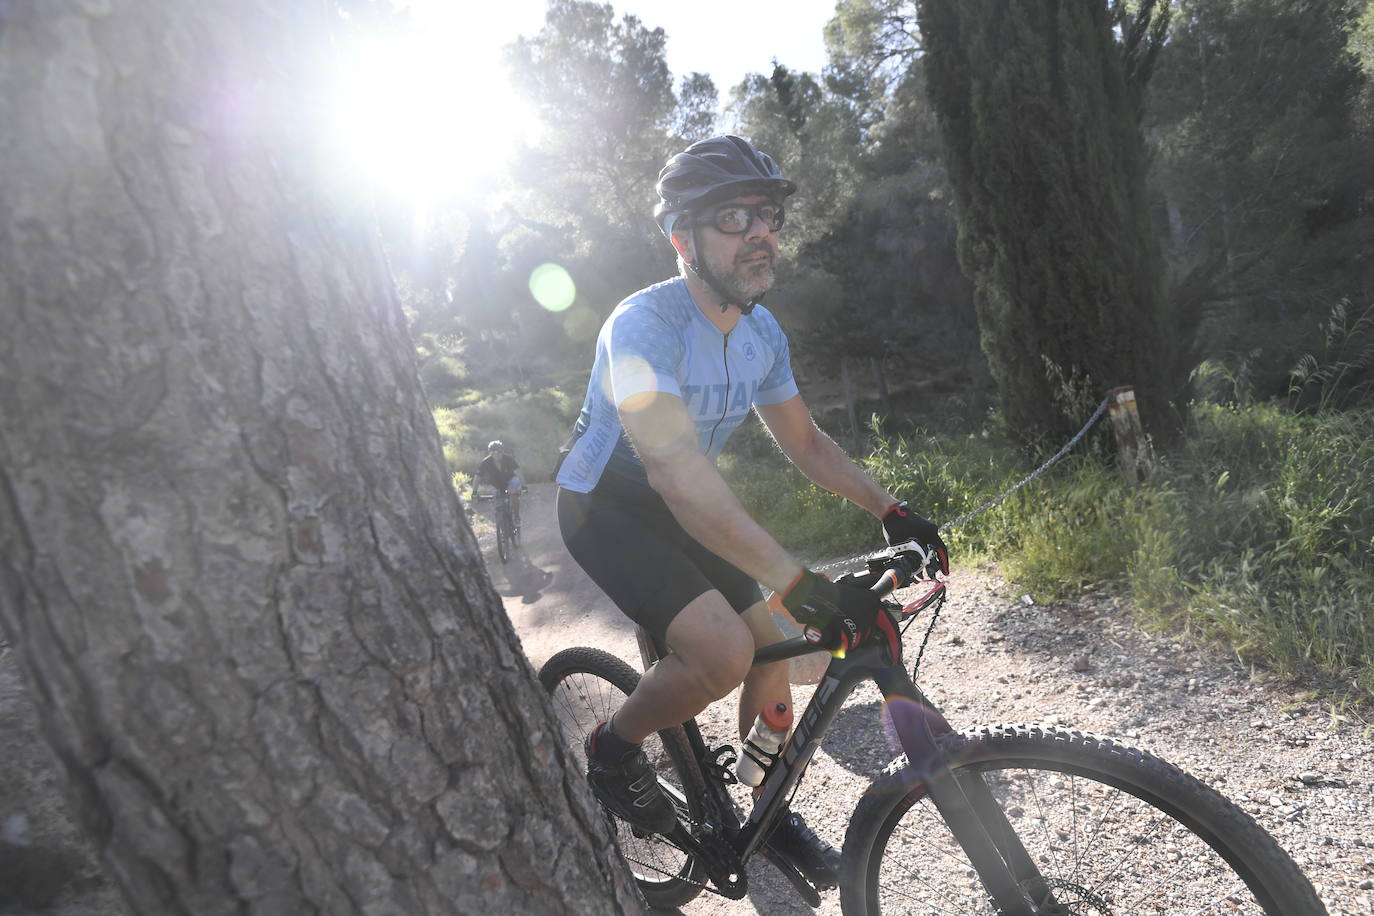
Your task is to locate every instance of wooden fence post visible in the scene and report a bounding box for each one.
[1106,386,1154,484]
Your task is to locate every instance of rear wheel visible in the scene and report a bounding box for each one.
[539,647,709,909]
[841,724,1327,915]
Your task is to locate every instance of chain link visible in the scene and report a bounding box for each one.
[807,394,1112,579]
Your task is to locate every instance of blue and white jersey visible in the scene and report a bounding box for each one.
[557,277,799,493]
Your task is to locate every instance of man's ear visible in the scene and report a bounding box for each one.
[670,228,694,264]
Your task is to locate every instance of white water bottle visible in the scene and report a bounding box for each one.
[736,702,793,787]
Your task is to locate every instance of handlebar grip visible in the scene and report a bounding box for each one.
[870,557,915,597]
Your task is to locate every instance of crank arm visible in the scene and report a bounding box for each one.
[663,822,748,900]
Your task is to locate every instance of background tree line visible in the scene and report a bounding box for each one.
[401,0,1371,478]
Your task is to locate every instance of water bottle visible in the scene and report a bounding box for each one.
[736,702,793,787]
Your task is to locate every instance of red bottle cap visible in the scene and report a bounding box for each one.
[762,701,793,732]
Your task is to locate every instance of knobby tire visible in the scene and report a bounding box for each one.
[495,507,510,564]
[840,723,1327,915]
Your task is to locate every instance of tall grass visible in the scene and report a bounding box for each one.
[724,403,1374,702]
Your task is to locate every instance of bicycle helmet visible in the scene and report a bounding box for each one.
[488,440,504,453]
[654,135,796,239]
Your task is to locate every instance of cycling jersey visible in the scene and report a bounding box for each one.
[556,277,799,493]
[477,453,519,490]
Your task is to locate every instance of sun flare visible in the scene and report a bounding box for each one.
[322,2,543,215]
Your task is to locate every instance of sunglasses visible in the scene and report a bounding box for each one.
[694,202,785,235]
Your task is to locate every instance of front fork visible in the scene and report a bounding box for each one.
[875,667,1063,915]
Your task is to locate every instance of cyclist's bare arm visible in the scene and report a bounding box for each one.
[619,390,802,593]
[755,395,895,518]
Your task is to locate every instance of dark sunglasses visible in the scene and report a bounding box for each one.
[694,202,785,234]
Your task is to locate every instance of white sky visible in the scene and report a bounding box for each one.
[425,0,838,93]
[328,1,839,210]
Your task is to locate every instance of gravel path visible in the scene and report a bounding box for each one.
[493,484,1374,916]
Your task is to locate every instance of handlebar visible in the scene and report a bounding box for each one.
[841,540,948,619]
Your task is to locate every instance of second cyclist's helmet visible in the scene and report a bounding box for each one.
[654,135,796,237]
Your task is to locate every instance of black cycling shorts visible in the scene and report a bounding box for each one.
[557,476,763,642]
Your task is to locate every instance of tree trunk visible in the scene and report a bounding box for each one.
[0,4,636,914]
[919,0,1178,454]
[870,356,893,418]
[840,356,862,452]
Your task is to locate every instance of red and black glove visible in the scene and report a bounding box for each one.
[781,569,882,651]
[881,501,950,576]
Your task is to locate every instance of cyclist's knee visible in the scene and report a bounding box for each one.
[666,594,753,698]
[676,649,750,702]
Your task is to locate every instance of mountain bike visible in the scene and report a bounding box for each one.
[476,490,519,563]
[538,542,1328,914]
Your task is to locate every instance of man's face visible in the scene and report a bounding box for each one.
[687,194,782,304]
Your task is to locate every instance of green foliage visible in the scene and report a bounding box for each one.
[1149,0,1374,398]
[727,401,1374,702]
[432,387,579,485]
[728,64,865,255]
[507,0,709,295]
[1288,298,1374,411]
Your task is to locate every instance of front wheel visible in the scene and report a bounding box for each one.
[841,723,1327,916]
[538,647,709,909]
[495,512,510,563]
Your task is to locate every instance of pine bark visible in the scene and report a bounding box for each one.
[0,3,636,913]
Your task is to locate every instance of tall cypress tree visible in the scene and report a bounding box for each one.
[918,0,1177,453]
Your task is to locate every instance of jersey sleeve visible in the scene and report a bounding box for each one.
[606,305,685,406]
[754,311,799,405]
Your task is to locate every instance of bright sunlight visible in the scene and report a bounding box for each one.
[321,2,544,217]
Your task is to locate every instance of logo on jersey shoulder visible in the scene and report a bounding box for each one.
[743,342,757,361]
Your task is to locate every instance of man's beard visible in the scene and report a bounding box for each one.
[706,245,775,304]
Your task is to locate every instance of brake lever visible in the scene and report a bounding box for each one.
[868,541,940,582]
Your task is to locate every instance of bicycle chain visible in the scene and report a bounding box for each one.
[612,802,748,898]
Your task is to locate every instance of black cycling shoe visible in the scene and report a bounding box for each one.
[766,811,840,888]
[584,727,679,835]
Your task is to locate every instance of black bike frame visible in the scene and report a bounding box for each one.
[641,579,1059,913]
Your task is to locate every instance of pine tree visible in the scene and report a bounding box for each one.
[918,0,1178,452]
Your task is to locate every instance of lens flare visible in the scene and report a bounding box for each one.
[529,263,575,312]
[881,694,954,760]
[562,304,599,342]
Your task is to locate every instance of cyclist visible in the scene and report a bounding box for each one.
[554,135,947,889]
[477,440,522,530]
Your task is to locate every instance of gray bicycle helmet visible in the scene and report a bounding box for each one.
[654,135,797,238]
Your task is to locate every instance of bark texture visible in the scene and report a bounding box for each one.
[0,2,637,913]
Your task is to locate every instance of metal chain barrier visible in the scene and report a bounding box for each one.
[942,394,1111,532]
[807,394,1112,579]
